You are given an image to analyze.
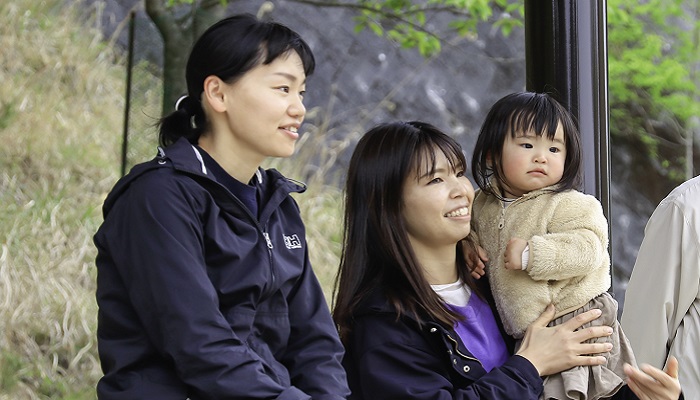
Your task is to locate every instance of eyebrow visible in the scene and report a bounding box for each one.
[272,71,306,84]
[418,167,447,180]
[518,133,565,145]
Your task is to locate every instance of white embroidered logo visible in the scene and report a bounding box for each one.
[283,234,302,249]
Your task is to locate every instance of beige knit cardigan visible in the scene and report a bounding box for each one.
[472,185,611,338]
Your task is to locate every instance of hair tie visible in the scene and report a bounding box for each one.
[175,95,189,112]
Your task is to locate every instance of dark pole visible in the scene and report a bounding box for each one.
[524,0,613,282]
[121,10,136,177]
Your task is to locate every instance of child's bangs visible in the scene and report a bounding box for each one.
[507,106,561,140]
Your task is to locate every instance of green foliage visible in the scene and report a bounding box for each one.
[167,0,228,6]
[353,0,523,56]
[351,0,696,178]
[0,101,16,130]
[0,352,23,392]
[607,0,699,180]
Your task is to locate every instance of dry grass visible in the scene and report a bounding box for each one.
[0,1,347,398]
[0,0,125,397]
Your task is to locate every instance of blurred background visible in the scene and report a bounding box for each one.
[0,0,698,397]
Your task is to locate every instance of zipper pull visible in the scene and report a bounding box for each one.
[263,232,273,249]
[498,207,505,230]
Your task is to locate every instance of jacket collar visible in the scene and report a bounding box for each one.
[102,138,306,220]
[484,178,562,200]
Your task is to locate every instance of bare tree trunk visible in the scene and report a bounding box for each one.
[145,0,226,117]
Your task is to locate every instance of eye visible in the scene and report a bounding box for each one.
[549,147,561,153]
[299,90,306,99]
[428,177,443,185]
[520,143,533,149]
[456,169,466,178]
[277,86,290,93]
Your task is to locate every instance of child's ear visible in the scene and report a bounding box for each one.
[485,152,493,167]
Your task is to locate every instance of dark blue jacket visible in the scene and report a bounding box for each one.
[343,283,543,400]
[94,138,349,400]
[343,284,646,400]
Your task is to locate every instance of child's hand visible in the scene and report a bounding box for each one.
[504,238,528,270]
[462,241,488,279]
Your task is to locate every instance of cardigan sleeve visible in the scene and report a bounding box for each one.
[526,192,609,281]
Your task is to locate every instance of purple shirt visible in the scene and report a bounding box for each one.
[449,294,510,372]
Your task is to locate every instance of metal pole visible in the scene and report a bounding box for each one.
[121,10,136,177]
[524,0,613,283]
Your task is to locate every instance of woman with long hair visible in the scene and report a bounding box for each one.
[333,120,680,399]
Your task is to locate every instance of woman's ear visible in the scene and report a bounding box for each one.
[202,75,227,113]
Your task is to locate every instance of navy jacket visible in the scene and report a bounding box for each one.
[94,138,349,399]
[343,283,646,400]
[343,283,543,400]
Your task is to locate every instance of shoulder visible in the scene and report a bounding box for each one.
[349,294,432,352]
[123,164,204,202]
[473,189,498,209]
[546,190,603,213]
[101,159,210,222]
[658,175,700,213]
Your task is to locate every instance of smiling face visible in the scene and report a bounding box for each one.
[500,122,567,198]
[219,51,307,162]
[402,149,475,254]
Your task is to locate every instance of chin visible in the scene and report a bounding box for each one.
[273,147,297,158]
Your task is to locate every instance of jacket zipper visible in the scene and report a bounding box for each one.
[185,170,280,302]
[262,230,276,299]
[446,333,481,365]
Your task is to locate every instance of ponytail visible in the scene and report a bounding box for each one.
[157,14,315,148]
[158,95,206,147]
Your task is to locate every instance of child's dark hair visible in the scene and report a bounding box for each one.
[471,92,583,197]
[158,13,315,147]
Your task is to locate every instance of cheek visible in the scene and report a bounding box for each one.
[501,157,522,178]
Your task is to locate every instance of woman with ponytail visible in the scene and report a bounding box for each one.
[94,14,349,400]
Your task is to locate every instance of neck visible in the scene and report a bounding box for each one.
[198,133,261,183]
[411,241,459,285]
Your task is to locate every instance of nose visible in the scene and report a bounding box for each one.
[288,95,306,120]
[533,149,547,163]
[451,177,475,200]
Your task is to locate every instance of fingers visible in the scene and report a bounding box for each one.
[532,304,556,327]
[665,356,679,379]
[624,361,682,400]
[640,359,679,387]
[467,257,486,279]
[477,245,488,262]
[559,308,603,331]
[470,268,484,279]
[579,344,613,361]
[574,354,608,366]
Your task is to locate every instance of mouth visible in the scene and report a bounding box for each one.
[528,169,546,175]
[280,125,300,139]
[444,207,470,218]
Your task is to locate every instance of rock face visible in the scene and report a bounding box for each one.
[82,0,695,312]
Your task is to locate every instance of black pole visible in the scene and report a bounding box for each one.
[121,10,136,177]
[524,0,613,282]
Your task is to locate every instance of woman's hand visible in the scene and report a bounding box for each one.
[462,240,488,279]
[516,305,613,376]
[623,356,681,400]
